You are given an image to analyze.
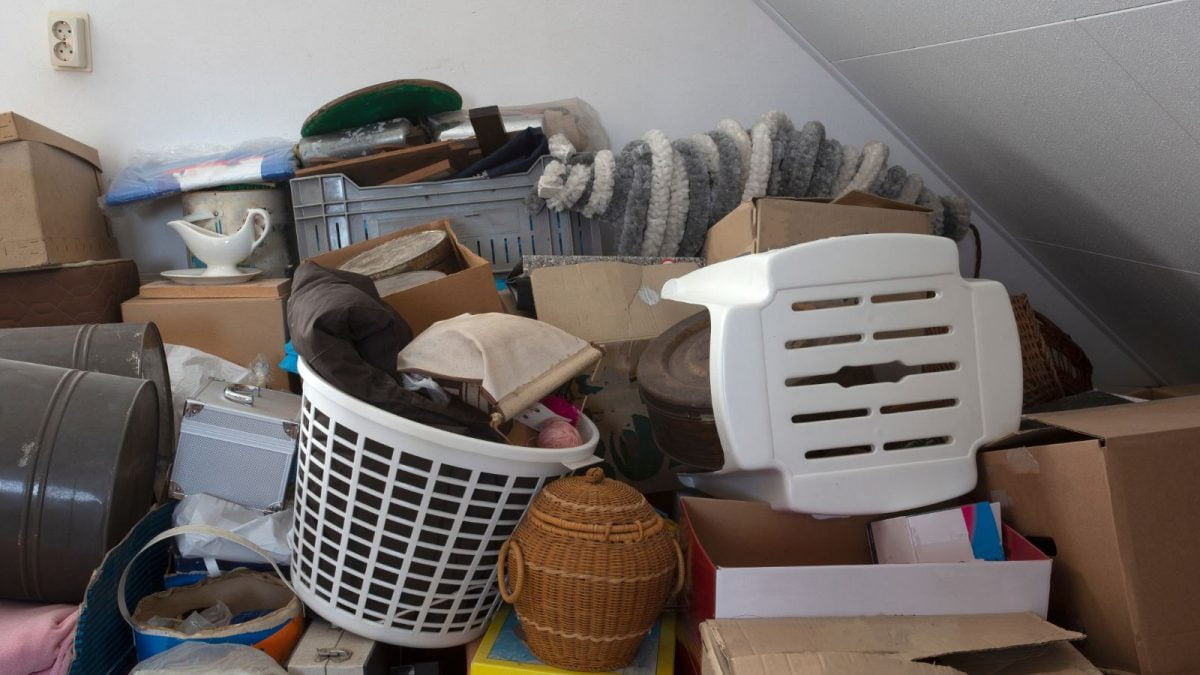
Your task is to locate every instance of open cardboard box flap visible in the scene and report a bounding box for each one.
[701,613,1084,675]
[704,190,932,263]
[530,261,702,343]
[1026,394,1200,439]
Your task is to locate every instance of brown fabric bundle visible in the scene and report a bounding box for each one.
[287,262,498,439]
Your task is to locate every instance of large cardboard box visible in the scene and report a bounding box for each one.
[698,614,1091,675]
[0,112,117,269]
[678,497,1052,673]
[306,220,501,334]
[703,190,931,263]
[532,261,703,492]
[977,396,1200,674]
[122,293,289,389]
[681,496,1052,620]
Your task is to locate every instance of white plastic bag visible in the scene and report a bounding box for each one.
[173,494,292,565]
[164,344,251,435]
[131,642,285,674]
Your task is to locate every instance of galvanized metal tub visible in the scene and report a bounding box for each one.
[0,358,158,602]
[0,322,174,496]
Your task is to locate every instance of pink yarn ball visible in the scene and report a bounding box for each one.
[537,419,583,449]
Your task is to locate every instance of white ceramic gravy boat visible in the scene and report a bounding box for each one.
[167,208,271,277]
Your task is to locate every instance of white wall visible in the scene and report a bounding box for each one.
[0,0,1153,386]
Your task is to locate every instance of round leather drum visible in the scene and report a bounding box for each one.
[637,312,723,471]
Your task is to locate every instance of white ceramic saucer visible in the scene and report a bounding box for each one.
[161,267,263,285]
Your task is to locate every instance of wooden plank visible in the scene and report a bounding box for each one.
[139,277,291,299]
[469,105,508,156]
[381,158,453,185]
[294,140,477,186]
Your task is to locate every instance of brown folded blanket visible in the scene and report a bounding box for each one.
[287,262,499,440]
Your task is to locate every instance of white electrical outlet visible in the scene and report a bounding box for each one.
[48,12,90,71]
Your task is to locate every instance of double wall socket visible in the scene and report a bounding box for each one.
[49,12,90,71]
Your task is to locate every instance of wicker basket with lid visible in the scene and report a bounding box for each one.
[497,467,683,671]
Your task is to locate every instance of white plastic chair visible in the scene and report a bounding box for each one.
[662,234,1021,515]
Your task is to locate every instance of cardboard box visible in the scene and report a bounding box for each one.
[532,261,704,493]
[287,619,386,675]
[138,277,291,299]
[977,396,1200,674]
[306,219,501,334]
[122,294,289,389]
[678,496,1052,670]
[699,613,1087,675]
[0,112,117,270]
[470,605,674,674]
[703,190,931,264]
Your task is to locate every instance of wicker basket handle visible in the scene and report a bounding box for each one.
[497,538,525,604]
[671,536,686,597]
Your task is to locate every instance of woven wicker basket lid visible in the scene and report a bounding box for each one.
[529,468,662,541]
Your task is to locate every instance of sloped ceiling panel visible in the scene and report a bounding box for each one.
[763,0,1200,382]
[770,0,1160,61]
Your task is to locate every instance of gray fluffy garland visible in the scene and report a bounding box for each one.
[873,165,907,200]
[807,138,842,198]
[602,140,641,223]
[566,152,596,209]
[833,144,862,195]
[707,129,744,225]
[774,128,804,197]
[616,141,651,255]
[897,172,924,204]
[783,121,824,197]
[547,112,973,250]
[767,115,796,196]
[845,140,888,195]
[673,138,712,258]
[917,187,946,236]
[941,195,971,240]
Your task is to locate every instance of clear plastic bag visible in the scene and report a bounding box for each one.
[178,601,233,635]
[103,138,297,209]
[131,642,285,674]
[428,98,609,152]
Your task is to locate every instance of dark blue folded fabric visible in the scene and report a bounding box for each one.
[452,127,548,179]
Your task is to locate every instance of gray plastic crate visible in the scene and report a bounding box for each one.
[289,157,601,273]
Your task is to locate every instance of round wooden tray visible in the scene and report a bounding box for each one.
[339,230,456,280]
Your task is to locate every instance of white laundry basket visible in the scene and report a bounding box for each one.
[291,358,600,648]
[662,233,1021,515]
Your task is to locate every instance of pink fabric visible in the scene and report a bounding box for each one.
[0,601,79,675]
